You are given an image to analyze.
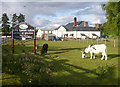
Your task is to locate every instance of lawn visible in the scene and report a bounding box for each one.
[2,38,119,85]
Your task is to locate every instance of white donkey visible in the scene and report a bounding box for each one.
[81,44,107,60]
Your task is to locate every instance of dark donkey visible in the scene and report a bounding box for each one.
[41,43,48,55]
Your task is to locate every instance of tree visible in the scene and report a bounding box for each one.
[18,13,25,23]
[1,13,10,36]
[101,1,120,37]
[35,30,38,35]
[12,13,18,27]
[0,13,26,36]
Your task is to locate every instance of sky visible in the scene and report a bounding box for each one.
[0,0,109,29]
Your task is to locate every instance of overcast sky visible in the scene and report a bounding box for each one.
[1,1,108,29]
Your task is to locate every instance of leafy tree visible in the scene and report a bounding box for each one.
[101,1,120,37]
[18,13,25,23]
[0,19,1,32]
[12,13,18,27]
[35,29,38,36]
[1,13,26,36]
[1,13,10,36]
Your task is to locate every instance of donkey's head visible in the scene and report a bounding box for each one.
[81,48,89,58]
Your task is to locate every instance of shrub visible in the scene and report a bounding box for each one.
[96,64,115,79]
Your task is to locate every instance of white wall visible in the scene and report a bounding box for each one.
[36,26,101,39]
[76,31,100,38]
[64,31,100,39]
[65,31,76,38]
[37,29,54,38]
[36,29,42,37]
[52,30,58,37]
[52,26,66,37]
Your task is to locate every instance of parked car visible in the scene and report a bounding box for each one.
[57,38,61,41]
[52,37,57,41]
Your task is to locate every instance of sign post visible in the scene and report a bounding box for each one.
[13,22,36,54]
[34,29,36,54]
[12,29,14,54]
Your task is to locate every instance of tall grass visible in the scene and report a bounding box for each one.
[2,38,119,85]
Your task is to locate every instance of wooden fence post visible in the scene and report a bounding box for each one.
[97,39,98,44]
[104,39,106,45]
[114,39,115,48]
[92,39,93,44]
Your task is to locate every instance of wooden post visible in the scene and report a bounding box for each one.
[34,39,36,54]
[104,39,106,45]
[12,39,14,54]
[114,39,115,48]
[12,29,14,54]
[91,39,93,44]
[34,29,36,54]
[97,39,98,44]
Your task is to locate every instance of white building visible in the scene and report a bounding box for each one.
[37,17,101,39]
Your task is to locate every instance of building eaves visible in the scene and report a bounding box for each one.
[66,26,99,31]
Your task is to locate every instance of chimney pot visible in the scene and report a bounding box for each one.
[84,21,88,27]
[74,17,77,26]
[95,24,100,29]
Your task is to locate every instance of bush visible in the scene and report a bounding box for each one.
[96,64,115,79]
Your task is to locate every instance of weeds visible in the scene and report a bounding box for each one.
[96,64,115,79]
[2,39,118,85]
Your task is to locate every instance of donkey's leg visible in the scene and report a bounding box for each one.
[101,53,105,60]
[90,52,93,59]
[93,53,96,59]
[105,53,107,60]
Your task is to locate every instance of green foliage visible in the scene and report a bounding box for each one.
[1,13,10,36]
[18,13,25,23]
[101,1,120,36]
[96,64,115,79]
[35,30,38,35]
[1,13,25,36]
[101,4,106,10]
[2,39,118,85]
[12,13,18,27]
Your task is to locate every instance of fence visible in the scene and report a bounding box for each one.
[75,38,118,48]
[1,37,118,48]
[1,38,12,44]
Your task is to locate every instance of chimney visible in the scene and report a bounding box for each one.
[95,24,100,29]
[84,21,88,27]
[74,17,77,26]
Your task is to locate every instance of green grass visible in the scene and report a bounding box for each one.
[2,38,119,85]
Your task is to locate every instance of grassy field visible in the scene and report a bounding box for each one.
[2,38,119,85]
